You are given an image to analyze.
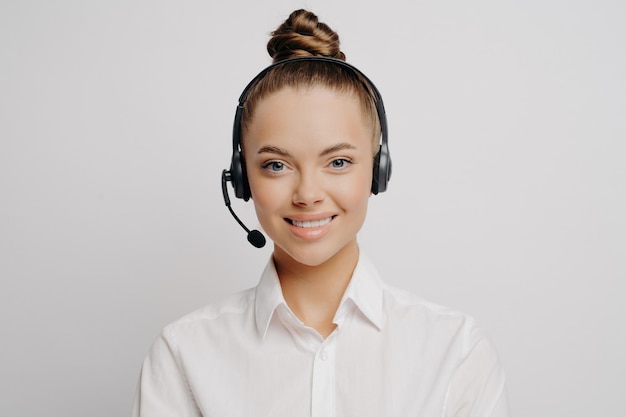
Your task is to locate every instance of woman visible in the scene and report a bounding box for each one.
[132,9,508,417]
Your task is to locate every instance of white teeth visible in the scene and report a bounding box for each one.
[291,217,332,228]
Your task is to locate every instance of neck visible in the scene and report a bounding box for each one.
[273,241,359,338]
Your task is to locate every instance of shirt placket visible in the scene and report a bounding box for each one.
[311,334,336,417]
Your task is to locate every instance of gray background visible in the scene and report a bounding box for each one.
[1,0,624,416]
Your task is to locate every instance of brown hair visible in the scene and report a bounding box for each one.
[240,9,381,152]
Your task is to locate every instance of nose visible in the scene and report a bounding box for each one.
[292,170,324,207]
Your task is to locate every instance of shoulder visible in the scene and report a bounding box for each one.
[382,282,469,322]
[160,287,257,346]
[176,287,256,322]
[381,283,491,355]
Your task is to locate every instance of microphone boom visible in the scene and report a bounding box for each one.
[222,170,266,248]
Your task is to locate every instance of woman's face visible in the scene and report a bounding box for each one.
[243,86,374,268]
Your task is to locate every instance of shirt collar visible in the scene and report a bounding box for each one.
[254,252,385,339]
[338,253,384,330]
[254,260,285,339]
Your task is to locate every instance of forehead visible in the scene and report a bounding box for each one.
[244,86,372,150]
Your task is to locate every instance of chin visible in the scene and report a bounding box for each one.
[272,237,359,269]
[276,246,333,267]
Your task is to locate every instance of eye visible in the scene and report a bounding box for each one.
[262,161,285,172]
[330,158,352,169]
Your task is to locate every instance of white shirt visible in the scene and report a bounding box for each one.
[132,255,508,417]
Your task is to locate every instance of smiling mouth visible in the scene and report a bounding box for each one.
[287,216,334,228]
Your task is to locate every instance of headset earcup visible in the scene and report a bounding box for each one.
[231,151,251,201]
[371,143,391,194]
[372,150,382,195]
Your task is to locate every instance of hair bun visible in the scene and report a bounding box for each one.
[267,9,346,62]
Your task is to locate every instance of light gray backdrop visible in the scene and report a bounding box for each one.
[1,0,624,416]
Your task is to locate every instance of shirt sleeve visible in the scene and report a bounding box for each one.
[443,324,509,417]
[131,327,202,417]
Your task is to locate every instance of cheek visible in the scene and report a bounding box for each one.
[248,178,287,230]
[250,180,276,212]
[335,168,372,210]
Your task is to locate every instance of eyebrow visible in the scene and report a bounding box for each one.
[319,143,357,156]
[257,146,292,157]
[257,143,357,157]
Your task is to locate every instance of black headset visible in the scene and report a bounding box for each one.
[227,56,391,201]
[222,56,392,248]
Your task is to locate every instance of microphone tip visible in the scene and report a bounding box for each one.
[247,230,266,248]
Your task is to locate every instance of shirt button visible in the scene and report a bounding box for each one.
[320,351,328,361]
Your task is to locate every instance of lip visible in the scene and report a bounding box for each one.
[284,213,336,240]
